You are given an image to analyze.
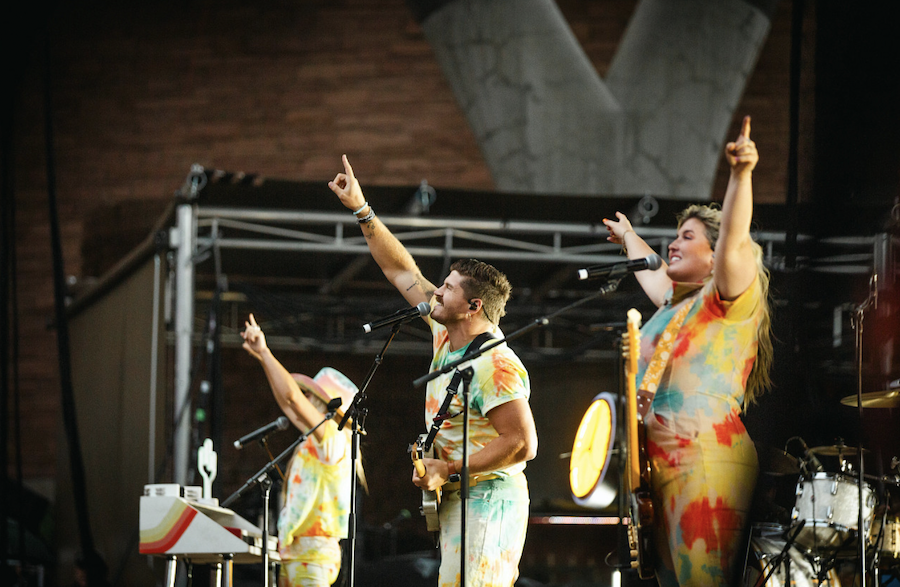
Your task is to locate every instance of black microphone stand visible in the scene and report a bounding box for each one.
[337,321,404,587]
[412,277,624,583]
[850,275,877,587]
[223,405,340,587]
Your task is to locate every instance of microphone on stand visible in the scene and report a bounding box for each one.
[577,254,663,281]
[363,301,431,333]
[797,438,824,473]
[233,416,290,449]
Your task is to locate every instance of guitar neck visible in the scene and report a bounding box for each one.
[412,458,427,478]
[624,308,643,493]
[625,377,641,493]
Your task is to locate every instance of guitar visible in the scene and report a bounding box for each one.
[624,308,655,579]
[409,435,441,532]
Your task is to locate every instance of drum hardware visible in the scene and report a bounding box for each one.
[871,513,900,565]
[746,522,844,587]
[863,473,900,487]
[809,443,869,458]
[754,520,806,586]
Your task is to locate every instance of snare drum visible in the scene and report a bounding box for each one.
[745,536,842,587]
[871,515,900,562]
[791,473,875,552]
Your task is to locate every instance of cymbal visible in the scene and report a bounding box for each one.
[810,444,868,457]
[758,445,800,475]
[841,389,900,408]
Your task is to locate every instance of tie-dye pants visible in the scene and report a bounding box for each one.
[646,412,758,587]
[437,474,530,587]
[278,536,342,587]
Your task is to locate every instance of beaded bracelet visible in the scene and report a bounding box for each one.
[357,208,376,224]
[352,201,369,215]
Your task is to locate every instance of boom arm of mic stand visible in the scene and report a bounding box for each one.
[413,278,623,388]
[222,409,338,508]
[338,321,403,431]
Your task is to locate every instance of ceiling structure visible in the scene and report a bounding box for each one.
[184,168,894,363]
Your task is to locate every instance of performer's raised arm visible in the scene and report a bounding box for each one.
[603,212,672,307]
[716,115,758,300]
[328,154,436,308]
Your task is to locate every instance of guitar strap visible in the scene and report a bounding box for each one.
[422,331,496,452]
[636,295,698,418]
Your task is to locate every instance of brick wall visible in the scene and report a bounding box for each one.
[10,0,798,499]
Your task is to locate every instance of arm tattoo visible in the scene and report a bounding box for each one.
[363,221,376,239]
[406,273,433,297]
[417,274,434,298]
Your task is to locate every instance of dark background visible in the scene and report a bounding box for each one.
[3,1,900,585]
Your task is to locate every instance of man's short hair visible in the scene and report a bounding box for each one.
[449,259,512,324]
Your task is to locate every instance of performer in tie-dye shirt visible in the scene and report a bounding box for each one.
[603,116,773,587]
[242,314,366,587]
[329,157,538,587]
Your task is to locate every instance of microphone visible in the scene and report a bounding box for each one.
[577,254,663,281]
[233,416,290,450]
[797,438,824,473]
[363,301,431,333]
[325,397,343,413]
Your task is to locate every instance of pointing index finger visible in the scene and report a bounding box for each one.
[740,115,751,139]
[342,154,355,180]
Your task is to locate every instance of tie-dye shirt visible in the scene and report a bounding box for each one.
[425,315,531,476]
[278,422,351,550]
[638,276,761,429]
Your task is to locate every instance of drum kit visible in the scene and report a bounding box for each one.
[746,388,900,587]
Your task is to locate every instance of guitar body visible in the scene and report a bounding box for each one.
[624,309,656,580]
[409,435,441,533]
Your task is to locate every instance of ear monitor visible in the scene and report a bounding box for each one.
[469,300,478,311]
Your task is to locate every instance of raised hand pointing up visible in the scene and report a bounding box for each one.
[725,115,758,174]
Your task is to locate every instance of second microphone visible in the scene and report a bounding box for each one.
[577,254,663,281]
[363,301,431,333]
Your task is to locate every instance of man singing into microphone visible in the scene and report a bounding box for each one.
[241,314,366,587]
[329,155,538,587]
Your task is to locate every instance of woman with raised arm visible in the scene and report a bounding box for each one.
[602,116,773,587]
[242,314,365,587]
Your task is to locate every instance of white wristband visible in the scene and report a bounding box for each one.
[352,201,369,215]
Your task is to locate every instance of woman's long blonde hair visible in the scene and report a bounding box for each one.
[677,204,773,405]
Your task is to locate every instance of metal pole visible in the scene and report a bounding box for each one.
[149,252,161,483]
[173,201,196,485]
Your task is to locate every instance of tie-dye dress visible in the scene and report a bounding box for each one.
[277,422,351,587]
[426,314,531,587]
[637,278,761,587]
